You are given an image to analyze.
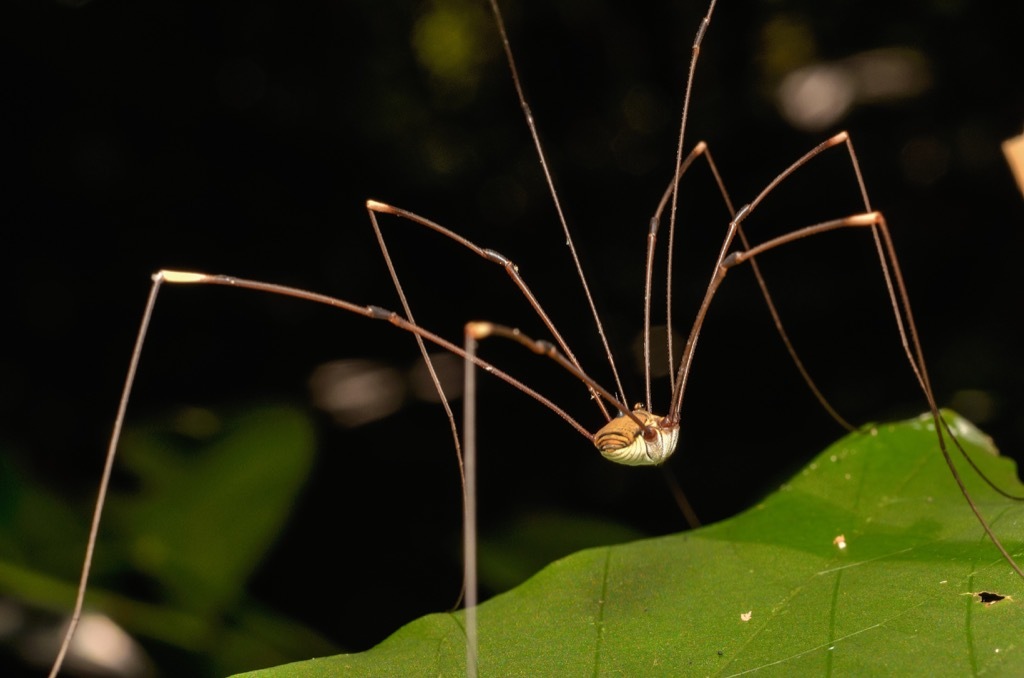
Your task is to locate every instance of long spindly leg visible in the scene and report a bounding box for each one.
[634,138,857,529]
[644,140,856,432]
[48,269,627,678]
[731,129,1024,506]
[661,183,1024,580]
[660,127,1017,521]
[365,200,614,423]
[485,0,642,411]
[736,212,1024,579]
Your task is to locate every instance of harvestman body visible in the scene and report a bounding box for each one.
[49,0,1024,675]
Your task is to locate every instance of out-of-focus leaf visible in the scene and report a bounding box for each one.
[110,405,317,615]
[0,404,339,676]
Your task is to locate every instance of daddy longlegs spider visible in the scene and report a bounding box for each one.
[6,1,1015,678]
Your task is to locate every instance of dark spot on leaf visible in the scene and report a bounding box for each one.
[976,591,1008,605]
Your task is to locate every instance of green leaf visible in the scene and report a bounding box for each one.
[236,412,1024,676]
[0,404,339,675]
[110,405,318,615]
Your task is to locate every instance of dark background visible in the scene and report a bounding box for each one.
[3,0,1024,674]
